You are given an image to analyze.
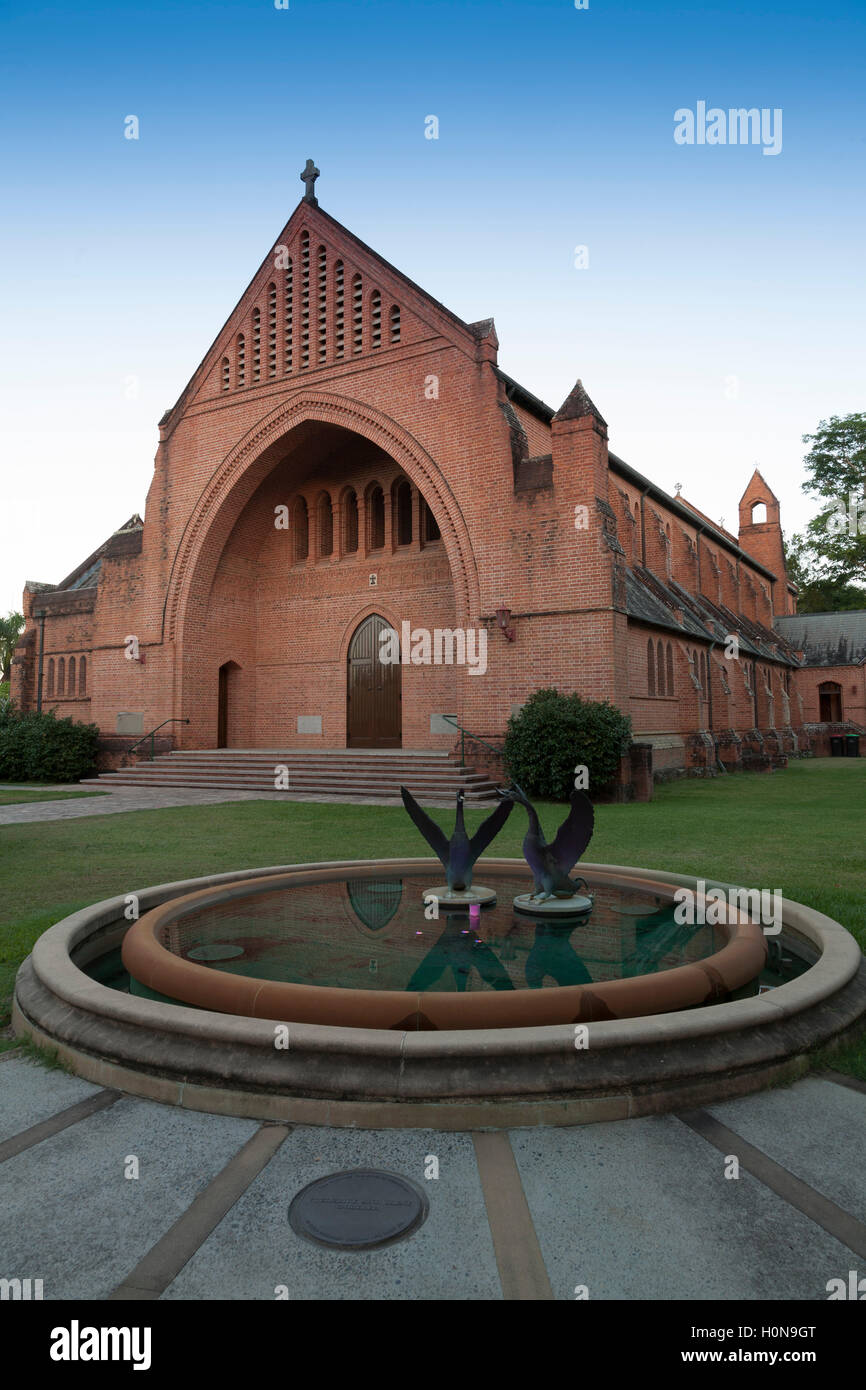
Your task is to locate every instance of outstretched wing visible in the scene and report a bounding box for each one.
[550,791,595,875]
[400,785,450,866]
[468,796,513,861]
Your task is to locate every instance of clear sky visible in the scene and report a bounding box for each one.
[2,0,864,614]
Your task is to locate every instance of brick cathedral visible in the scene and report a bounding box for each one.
[12,165,864,788]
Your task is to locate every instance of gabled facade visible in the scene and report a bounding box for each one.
[12,169,851,776]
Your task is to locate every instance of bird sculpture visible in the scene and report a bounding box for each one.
[399,786,513,894]
[497,783,595,902]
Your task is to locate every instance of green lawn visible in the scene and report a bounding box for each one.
[1,759,864,1070]
[0,787,106,806]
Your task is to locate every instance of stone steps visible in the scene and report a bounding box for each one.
[82,748,503,803]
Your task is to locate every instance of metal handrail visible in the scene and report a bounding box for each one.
[440,715,507,770]
[126,718,190,762]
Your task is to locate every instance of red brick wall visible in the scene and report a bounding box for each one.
[11,199,837,775]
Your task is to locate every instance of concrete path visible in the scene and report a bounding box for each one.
[1,1053,863,1301]
[0,785,424,827]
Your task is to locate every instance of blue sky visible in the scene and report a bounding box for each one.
[2,0,864,612]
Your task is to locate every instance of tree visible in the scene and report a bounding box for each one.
[0,612,24,683]
[785,413,866,609]
[783,534,866,612]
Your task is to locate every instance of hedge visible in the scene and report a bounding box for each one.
[0,706,100,782]
[503,687,632,801]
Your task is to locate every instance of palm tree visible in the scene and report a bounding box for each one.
[0,612,24,683]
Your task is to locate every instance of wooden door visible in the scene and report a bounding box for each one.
[819,684,842,722]
[347,615,401,747]
[217,664,229,748]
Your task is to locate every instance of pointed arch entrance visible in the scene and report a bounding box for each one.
[217,661,242,747]
[347,614,401,748]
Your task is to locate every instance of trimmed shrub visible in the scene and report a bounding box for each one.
[0,707,100,783]
[503,687,632,801]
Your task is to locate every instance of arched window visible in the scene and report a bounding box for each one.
[353,275,363,354]
[343,489,358,553]
[318,493,333,557]
[423,498,440,542]
[393,479,412,545]
[666,643,674,695]
[236,332,245,386]
[368,485,385,550]
[751,501,767,523]
[268,283,277,378]
[284,259,294,373]
[390,304,401,344]
[647,639,655,696]
[318,245,327,363]
[656,640,665,695]
[300,232,310,368]
[335,260,345,359]
[221,356,230,391]
[371,290,382,348]
[68,656,76,695]
[293,498,309,562]
[47,658,55,696]
[699,651,707,694]
[57,657,65,696]
[252,308,261,381]
[78,655,87,695]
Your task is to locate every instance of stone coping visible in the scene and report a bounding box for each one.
[119,862,768,1030]
[13,857,866,1126]
[22,859,862,1066]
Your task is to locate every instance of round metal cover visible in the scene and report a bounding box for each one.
[187,943,245,962]
[288,1168,429,1251]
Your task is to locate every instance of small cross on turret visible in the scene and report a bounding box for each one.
[300,158,320,205]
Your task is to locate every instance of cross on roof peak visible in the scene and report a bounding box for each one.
[300,158,320,206]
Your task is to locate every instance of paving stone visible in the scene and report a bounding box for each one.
[707,1077,866,1222]
[0,1056,101,1143]
[0,1094,259,1300]
[509,1112,859,1301]
[162,1126,500,1301]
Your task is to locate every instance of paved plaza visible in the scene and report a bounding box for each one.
[1,1053,863,1301]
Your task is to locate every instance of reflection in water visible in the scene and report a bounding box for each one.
[406,912,595,992]
[162,875,726,994]
[620,905,714,978]
[406,917,514,993]
[345,878,403,933]
[524,920,594,989]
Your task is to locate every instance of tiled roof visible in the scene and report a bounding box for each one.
[627,566,801,665]
[774,612,866,666]
[56,516,143,592]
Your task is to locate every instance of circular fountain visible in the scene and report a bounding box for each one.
[118,865,765,1030]
[12,856,866,1128]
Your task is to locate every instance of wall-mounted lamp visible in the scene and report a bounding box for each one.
[495,607,516,642]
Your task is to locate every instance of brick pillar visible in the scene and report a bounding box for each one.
[629,742,654,801]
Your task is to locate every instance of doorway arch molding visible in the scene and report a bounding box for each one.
[166,390,481,657]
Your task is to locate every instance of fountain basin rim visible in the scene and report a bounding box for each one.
[24,858,859,1052]
[120,861,768,1030]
